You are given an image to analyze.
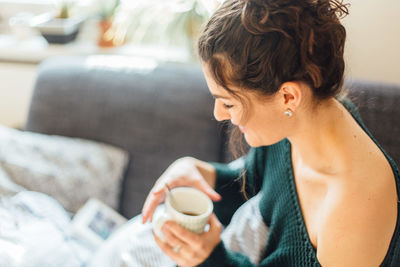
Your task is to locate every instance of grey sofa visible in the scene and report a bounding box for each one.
[25,56,400,218]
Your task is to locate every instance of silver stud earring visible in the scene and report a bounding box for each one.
[284,110,293,117]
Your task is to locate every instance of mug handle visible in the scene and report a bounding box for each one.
[153,212,171,242]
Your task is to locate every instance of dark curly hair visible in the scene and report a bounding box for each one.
[198,0,349,197]
[198,0,349,99]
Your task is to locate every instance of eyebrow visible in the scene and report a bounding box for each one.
[212,94,231,100]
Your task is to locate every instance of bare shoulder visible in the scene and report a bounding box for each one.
[316,157,398,267]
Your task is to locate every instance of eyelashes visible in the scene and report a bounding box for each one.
[223,103,234,109]
[215,99,234,109]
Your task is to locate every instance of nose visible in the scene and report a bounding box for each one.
[213,100,231,122]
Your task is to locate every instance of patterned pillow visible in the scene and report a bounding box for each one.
[0,125,129,213]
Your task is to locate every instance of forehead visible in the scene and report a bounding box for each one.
[202,63,236,99]
[201,63,279,111]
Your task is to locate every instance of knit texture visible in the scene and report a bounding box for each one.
[199,98,400,266]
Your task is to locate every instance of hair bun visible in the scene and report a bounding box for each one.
[241,0,348,36]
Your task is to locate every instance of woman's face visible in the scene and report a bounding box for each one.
[202,64,290,147]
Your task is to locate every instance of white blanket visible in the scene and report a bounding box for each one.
[0,191,93,267]
[0,191,270,267]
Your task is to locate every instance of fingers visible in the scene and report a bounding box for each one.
[153,231,179,259]
[197,179,222,202]
[168,167,221,202]
[142,189,166,223]
[185,168,221,202]
[207,213,223,235]
[162,223,182,248]
[160,224,196,263]
[142,178,190,223]
[163,221,201,247]
[153,230,189,266]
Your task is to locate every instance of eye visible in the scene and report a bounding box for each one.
[223,103,234,109]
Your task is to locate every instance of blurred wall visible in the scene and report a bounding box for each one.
[343,0,400,85]
[0,62,37,128]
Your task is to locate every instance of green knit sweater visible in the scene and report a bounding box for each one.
[199,99,400,267]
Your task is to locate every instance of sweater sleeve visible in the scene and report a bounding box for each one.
[197,241,280,267]
[198,240,268,267]
[209,148,262,226]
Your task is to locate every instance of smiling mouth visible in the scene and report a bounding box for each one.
[238,126,246,133]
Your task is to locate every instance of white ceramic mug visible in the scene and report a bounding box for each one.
[153,187,213,241]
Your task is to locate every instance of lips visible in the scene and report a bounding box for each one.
[238,126,246,133]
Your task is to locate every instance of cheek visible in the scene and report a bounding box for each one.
[229,109,244,125]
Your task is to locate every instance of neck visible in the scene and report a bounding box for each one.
[287,98,353,175]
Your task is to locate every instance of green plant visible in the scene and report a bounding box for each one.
[99,0,121,20]
[165,0,215,44]
[122,0,219,59]
[55,0,75,19]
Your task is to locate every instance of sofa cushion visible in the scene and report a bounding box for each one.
[0,125,129,213]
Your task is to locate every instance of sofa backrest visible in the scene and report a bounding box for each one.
[347,79,400,167]
[26,56,223,218]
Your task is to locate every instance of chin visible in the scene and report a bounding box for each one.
[244,133,284,147]
[244,134,263,147]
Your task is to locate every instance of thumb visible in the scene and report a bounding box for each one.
[206,213,223,239]
[208,213,223,234]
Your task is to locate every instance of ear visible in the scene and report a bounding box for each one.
[278,81,303,112]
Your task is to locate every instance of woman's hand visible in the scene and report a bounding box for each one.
[154,213,222,267]
[141,157,221,223]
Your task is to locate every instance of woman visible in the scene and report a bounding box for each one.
[141,0,400,266]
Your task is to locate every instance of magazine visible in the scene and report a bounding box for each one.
[72,198,127,249]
